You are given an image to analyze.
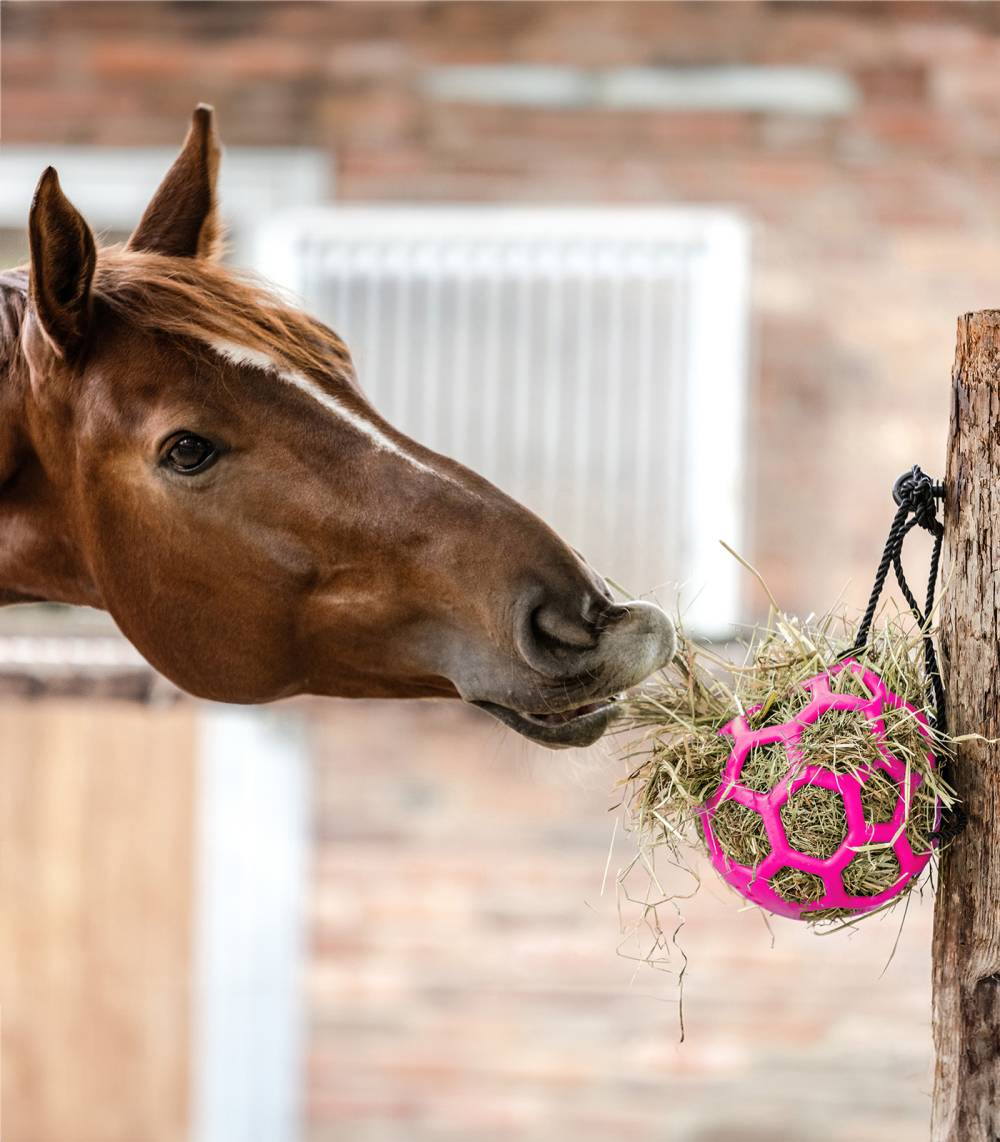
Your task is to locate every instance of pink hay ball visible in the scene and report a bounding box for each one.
[699,658,943,920]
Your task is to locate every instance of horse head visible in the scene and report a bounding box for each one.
[3,106,675,747]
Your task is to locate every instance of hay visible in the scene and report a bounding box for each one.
[772,866,826,905]
[779,785,846,859]
[859,767,901,823]
[619,605,959,930]
[711,798,771,866]
[842,847,902,897]
[740,743,789,793]
[796,710,885,771]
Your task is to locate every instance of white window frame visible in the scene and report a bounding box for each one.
[256,205,750,637]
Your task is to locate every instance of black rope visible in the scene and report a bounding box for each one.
[841,466,963,843]
[846,464,946,735]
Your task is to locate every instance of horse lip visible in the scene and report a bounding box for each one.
[471,697,620,749]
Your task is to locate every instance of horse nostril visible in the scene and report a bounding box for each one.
[595,602,630,630]
[531,602,599,651]
[514,585,620,678]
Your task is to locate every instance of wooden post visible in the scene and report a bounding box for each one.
[933,311,1000,1140]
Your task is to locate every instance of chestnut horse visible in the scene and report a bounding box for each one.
[0,106,675,748]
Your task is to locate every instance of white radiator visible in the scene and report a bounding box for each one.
[255,208,749,636]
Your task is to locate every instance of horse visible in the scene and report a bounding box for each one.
[0,105,675,749]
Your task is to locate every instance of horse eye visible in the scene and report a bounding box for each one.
[165,434,218,474]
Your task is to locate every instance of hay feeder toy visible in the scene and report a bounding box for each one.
[623,466,961,927]
[702,658,940,920]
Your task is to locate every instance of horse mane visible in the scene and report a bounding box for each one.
[0,250,354,384]
[0,270,28,372]
[94,248,355,382]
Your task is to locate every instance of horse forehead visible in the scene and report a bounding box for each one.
[205,338,446,479]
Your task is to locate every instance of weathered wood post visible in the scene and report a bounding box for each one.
[932,311,1000,1140]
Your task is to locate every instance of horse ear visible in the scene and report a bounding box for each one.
[128,104,222,259]
[28,167,97,361]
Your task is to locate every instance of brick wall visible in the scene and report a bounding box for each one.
[6,1,1000,616]
[6,1,1000,617]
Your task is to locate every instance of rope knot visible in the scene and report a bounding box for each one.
[893,464,943,531]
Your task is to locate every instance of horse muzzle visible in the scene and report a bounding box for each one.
[469,599,676,748]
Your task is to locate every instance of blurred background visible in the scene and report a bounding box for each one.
[2,1,997,1139]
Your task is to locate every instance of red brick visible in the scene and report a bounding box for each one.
[90,40,191,81]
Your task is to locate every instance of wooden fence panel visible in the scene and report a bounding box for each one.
[0,700,196,1142]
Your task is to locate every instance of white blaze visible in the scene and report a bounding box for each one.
[208,338,442,478]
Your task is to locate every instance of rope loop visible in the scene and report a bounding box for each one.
[843,466,961,840]
[847,464,945,734]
